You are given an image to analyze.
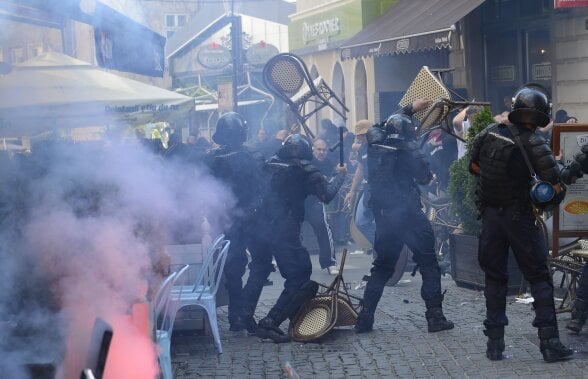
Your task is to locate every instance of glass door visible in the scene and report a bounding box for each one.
[525,29,551,90]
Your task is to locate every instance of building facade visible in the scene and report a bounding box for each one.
[289,0,588,131]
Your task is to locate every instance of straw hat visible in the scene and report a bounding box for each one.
[354,120,372,135]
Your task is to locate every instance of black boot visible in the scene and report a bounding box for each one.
[425,296,454,333]
[483,327,505,361]
[566,298,587,334]
[233,315,258,335]
[256,317,291,343]
[354,280,385,333]
[228,314,243,332]
[538,326,574,362]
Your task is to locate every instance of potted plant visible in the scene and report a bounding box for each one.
[447,107,523,292]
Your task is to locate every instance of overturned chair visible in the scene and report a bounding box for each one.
[289,249,362,342]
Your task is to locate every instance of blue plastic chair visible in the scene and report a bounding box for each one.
[170,236,230,354]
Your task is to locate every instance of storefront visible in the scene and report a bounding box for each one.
[479,0,552,115]
[288,0,394,132]
[339,0,484,122]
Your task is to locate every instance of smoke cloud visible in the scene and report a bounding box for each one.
[0,139,234,379]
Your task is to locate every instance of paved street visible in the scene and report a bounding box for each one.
[171,250,588,378]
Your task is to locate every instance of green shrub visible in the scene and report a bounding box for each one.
[447,106,495,235]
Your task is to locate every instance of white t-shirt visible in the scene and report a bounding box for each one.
[456,119,470,159]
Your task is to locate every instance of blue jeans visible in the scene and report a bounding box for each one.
[355,192,375,245]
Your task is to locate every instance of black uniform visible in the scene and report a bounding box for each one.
[252,134,346,342]
[471,123,563,330]
[203,112,267,331]
[470,83,573,362]
[355,105,454,334]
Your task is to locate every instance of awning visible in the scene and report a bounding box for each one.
[0,52,195,137]
[195,99,270,112]
[340,0,484,60]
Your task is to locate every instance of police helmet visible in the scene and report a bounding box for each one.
[508,83,552,128]
[278,134,313,160]
[212,112,248,146]
[384,113,415,140]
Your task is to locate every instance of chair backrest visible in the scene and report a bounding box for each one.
[193,238,230,300]
[152,272,177,334]
[161,264,190,334]
[190,234,225,293]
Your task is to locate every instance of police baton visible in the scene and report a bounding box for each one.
[338,127,344,167]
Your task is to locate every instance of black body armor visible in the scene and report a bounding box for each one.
[471,123,565,209]
[205,145,266,212]
[367,130,432,209]
[264,157,344,224]
[473,124,519,206]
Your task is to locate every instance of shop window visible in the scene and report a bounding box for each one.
[526,29,551,86]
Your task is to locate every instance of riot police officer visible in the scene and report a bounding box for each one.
[355,100,455,334]
[252,134,347,342]
[469,83,573,362]
[203,112,267,332]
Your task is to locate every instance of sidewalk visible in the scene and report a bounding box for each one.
[171,250,588,378]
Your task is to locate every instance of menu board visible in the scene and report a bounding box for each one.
[552,124,588,256]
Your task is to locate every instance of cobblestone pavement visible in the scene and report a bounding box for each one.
[171,250,588,378]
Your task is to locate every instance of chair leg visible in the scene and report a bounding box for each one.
[205,303,223,354]
[158,341,174,379]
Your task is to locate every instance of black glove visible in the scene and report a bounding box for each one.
[573,144,588,174]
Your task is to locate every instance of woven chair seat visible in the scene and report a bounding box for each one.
[289,249,361,342]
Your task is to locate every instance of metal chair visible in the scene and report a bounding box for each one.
[170,236,230,354]
[262,52,348,138]
[153,265,189,379]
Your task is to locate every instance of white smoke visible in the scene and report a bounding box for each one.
[0,139,234,379]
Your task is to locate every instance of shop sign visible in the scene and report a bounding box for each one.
[554,0,588,8]
[246,41,279,66]
[490,65,516,82]
[532,62,552,81]
[302,18,340,44]
[197,44,231,70]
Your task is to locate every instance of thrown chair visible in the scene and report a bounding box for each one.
[170,236,230,354]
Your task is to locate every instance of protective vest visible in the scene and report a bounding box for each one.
[367,139,428,208]
[264,157,313,224]
[477,125,518,206]
[264,157,343,224]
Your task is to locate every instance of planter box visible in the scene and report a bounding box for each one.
[450,233,524,295]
